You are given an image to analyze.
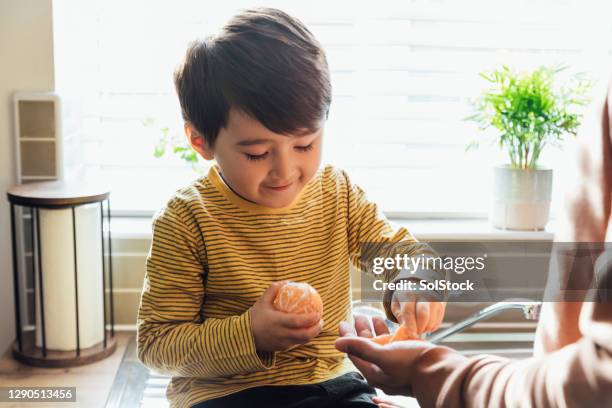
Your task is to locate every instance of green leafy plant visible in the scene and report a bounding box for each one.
[148,118,204,174]
[467,65,592,169]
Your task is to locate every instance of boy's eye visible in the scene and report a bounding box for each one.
[245,152,268,161]
[295,143,314,152]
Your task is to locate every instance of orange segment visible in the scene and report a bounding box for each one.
[369,324,421,344]
[371,334,392,345]
[389,324,419,342]
[273,282,323,317]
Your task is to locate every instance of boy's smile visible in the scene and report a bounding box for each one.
[187,109,324,209]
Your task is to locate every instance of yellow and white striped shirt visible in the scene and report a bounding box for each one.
[137,164,435,407]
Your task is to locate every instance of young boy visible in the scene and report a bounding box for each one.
[137,8,446,408]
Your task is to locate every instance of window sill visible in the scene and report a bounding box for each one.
[392,218,555,241]
[109,216,555,241]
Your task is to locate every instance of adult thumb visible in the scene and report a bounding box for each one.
[335,337,385,365]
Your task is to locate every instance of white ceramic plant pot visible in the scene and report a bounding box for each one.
[491,165,553,231]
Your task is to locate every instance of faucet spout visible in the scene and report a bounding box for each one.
[425,299,541,344]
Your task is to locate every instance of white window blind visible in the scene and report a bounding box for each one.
[55,0,612,216]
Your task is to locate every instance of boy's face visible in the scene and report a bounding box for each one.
[187,109,323,209]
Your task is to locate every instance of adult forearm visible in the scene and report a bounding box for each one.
[534,301,583,356]
[412,338,612,408]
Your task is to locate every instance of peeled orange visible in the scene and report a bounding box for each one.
[273,282,323,316]
[371,324,420,345]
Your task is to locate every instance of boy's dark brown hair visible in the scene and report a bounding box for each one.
[174,7,331,147]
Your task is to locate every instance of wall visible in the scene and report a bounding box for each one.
[0,0,55,355]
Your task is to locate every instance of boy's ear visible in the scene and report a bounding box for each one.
[184,123,214,160]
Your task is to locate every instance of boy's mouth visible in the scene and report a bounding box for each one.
[265,183,292,191]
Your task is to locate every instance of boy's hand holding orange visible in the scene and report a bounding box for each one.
[273,281,323,315]
[251,281,324,352]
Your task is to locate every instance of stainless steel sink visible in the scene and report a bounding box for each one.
[425,300,540,344]
[436,333,534,359]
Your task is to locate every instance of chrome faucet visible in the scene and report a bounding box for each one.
[352,299,541,344]
[424,300,541,344]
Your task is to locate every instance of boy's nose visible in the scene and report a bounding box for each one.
[270,153,295,182]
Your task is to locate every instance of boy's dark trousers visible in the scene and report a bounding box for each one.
[191,372,378,408]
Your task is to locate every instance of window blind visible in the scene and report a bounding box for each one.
[58,0,612,215]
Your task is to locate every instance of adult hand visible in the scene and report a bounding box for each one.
[335,317,434,396]
[371,396,404,408]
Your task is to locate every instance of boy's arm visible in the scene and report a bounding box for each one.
[343,171,448,322]
[137,201,274,378]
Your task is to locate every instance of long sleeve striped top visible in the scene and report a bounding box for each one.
[136,164,439,407]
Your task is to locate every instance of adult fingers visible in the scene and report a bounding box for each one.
[347,354,390,389]
[339,321,356,337]
[354,314,374,338]
[372,316,391,336]
[335,336,392,370]
[372,396,403,408]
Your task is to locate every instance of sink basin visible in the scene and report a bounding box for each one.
[438,332,534,359]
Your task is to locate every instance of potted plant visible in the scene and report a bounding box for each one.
[468,65,592,230]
